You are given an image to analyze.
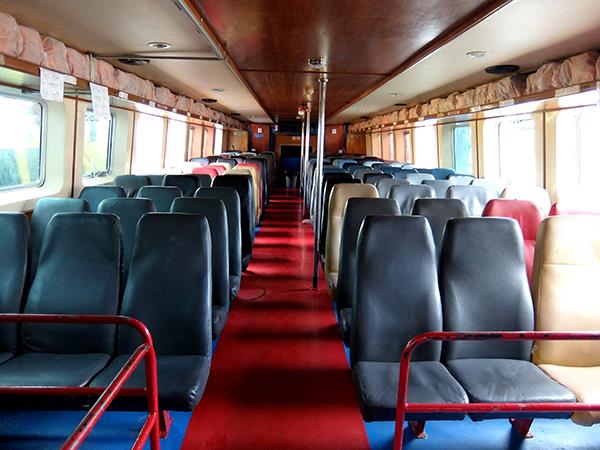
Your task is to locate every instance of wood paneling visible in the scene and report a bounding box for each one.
[193,0,509,121]
[227,130,249,152]
[325,125,344,155]
[250,124,270,152]
[346,132,366,155]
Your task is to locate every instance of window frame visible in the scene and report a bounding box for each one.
[0,92,46,192]
[82,107,116,179]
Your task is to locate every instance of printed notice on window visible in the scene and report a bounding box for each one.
[40,68,65,102]
[90,82,111,121]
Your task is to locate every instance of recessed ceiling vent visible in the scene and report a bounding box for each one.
[485,64,520,75]
[202,98,218,104]
[360,116,371,120]
[118,58,150,66]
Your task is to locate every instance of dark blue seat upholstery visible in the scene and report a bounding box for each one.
[422,179,455,198]
[90,214,212,410]
[0,213,29,363]
[405,173,435,184]
[213,175,255,270]
[146,175,165,186]
[362,172,392,185]
[430,168,455,180]
[97,198,155,278]
[172,198,230,339]
[114,175,150,197]
[79,186,126,212]
[391,168,418,180]
[136,186,182,212]
[0,213,120,387]
[389,184,435,214]
[29,198,90,282]
[351,216,468,421]
[440,218,576,420]
[195,187,242,299]
[374,178,409,198]
[191,174,212,189]
[163,174,199,196]
[336,199,400,345]
[412,198,468,254]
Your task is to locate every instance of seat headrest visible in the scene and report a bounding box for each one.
[412,198,469,249]
[136,186,183,212]
[114,175,150,197]
[329,184,379,217]
[483,199,541,240]
[389,184,435,214]
[162,175,199,196]
[79,186,126,212]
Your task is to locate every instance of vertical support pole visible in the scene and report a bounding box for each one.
[300,117,306,197]
[303,106,312,218]
[312,75,328,289]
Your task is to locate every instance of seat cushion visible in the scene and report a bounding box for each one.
[447,358,576,420]
[339,307,352,346]
[327,272,338,297]
[212,305,229,339]
[540,364,600,426]
[352,361,467,422]
[90,354,211,411]
[0,353,110,386]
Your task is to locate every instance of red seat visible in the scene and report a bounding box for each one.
[209,164,227,175]
[192,166,219,179]
[549,201,600,216]
[482,199,541,285]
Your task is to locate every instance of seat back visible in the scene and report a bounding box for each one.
[502,185,551,217]
[532,216,600,367]
[362,172,392,185]
[422,179,455,198]
[136,186,182,212]
[470,178,506,197]
[375,178,409,198]
[29,198,90,280]
[320,175,358,253]
[483,199,541,284]
[146,174,166,186]
[217,160,235,170]
[549,200,600,216]
[430,168,455,180]
[114,175,150,197]
[24,213,120,353]
[405,173,435,184]
[195,187,242,298]
[446,185,495,216]
[325,184,378,275]
[351,216,442,365]
[347,164,363,176]
[0,213,29,353]
[229,167,260,220]
[389,184,435,214]
[209,164,227,175]
[352,168,375,181]
[391,168,418,180]
[447,174,476,185]
[336,199,400,311]
[191,174,212,189]
[97,198,155,278]
[412,198,468,252]
[440,218,533,361]
[79,186,126,212]
[192,166,219,179]
[172,197,229,311]
[117,214,212,356]
[163,174,199,196]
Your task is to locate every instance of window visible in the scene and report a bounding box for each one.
[0,95,43,190]
[83,108,113,178]
[556,107,600,197]
[414,125,438,168]
[389,131,395,161]
[452,124,473,174]
[164,118,187,170]
[203,127,215,156]
[132,112,165,174]
[494,116,536,185]
[381,131,391,160]
[214,124,223,156]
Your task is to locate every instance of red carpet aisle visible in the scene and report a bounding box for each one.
[182,189,370,449]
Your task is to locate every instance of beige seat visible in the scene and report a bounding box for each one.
[501,185,551,217]
[532,215,600,426]
[216,160,235,170]
[229,167,261,220]
[324,184,378,296]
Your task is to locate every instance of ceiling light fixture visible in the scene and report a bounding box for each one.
[466,51,490,59]
[148,42,171,49]
[389,92,402,97]
[211,88,226,93]
[307,57,327,70]
[201,98,217,104]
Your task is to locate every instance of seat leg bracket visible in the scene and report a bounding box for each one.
[159,410,173,438]
[509,418,534,439]
[409,420,427,439]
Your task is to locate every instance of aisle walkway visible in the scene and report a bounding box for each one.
[182,189,370,449]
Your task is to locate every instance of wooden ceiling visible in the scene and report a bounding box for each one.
[191,0,511,121]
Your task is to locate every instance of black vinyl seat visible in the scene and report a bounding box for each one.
[97,198,156,278]
[114,175,150,197]
[375,178,409,198]
[29,198,90,282]
[0,214,121,387]
[79,186,126,212]
[90,214,212,410]
[195,187,242,299]
[0,213,29,364]
[336,199,400,345]
[146,174,166,185]
[172,198,230,339]
[362,172,392,186]
[191,174,212,189]
[389,184,435,214]
[136,186,182,212]
[163,174,199,196]
[213,174,255,270]
[440,218,576,420]
[446,185,495,216]
[351,216,468,422]
[422,179,455,199]
[412,198,468,255]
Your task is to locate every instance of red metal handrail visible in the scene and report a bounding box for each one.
[0,313,160,450]
[393,331,600,450]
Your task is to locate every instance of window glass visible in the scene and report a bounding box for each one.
[0,95,43,190]
[214,124,223,156]
[497,117,536,185]
[83,108,113,178]
[556,107,600,197]
[414,125,438,167]
[164,119,187,169]
[132,113,165,174]
[452,124,473,174]
[389,131,395,161]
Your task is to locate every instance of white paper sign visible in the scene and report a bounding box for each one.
[40,68,65,102]
[63,75,77,85]
[89,82,111,121]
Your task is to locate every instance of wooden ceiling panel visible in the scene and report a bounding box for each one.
[193,0,510,120]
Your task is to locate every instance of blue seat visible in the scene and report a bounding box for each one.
[146,174,166,186]
[422,179,455,198]
[136,186,182,212]
[446,185,495,216]
[430,168,455,180]
[114,175,150,197]
[389,184,435,214]
[375,178,409,198]
[163,174,200,196]
[79,185,126,212]
[405,173,435,184]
